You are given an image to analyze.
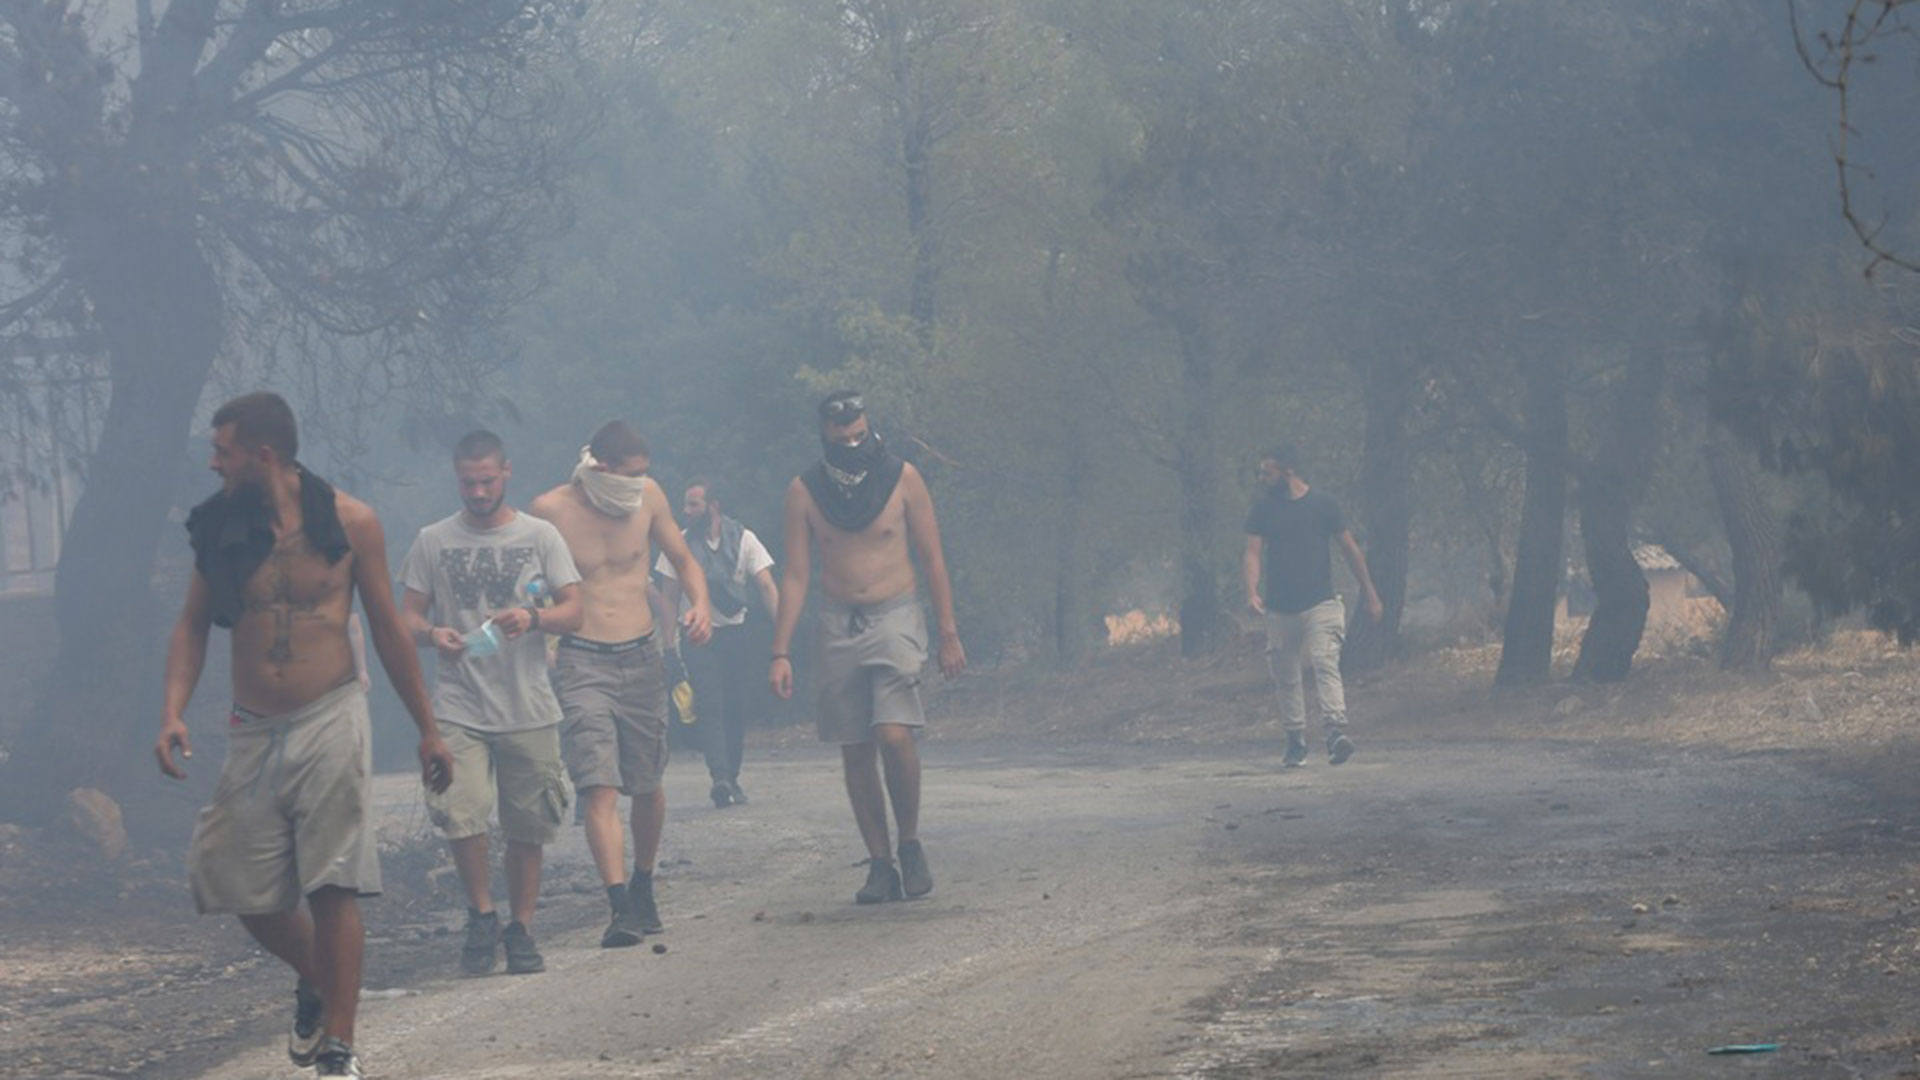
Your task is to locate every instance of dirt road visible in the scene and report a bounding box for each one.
[13,733,1920,1079]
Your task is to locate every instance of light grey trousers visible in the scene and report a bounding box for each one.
[1264,597,1347,734]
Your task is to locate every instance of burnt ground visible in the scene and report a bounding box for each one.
[4,629,1920,1079]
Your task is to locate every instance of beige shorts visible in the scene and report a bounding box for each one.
[425,721,569,844]
[554,635,669,796]
[188,682,379,916]
[814,593,927,745]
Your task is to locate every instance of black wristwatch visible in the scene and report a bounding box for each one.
[524,605,541,631]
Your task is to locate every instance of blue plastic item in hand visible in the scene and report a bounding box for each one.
[463,619,503,658]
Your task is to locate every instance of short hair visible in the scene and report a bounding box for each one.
[211,392,298,461]
[588,419,650,466]
[1261,443,1302,473]
[684,476,719,508]
[454,429,506,465]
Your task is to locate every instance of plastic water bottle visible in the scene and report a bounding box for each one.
[462,619,503,658]
[525,575,549,606]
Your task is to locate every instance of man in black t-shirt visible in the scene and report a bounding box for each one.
[1242,445,1383,766]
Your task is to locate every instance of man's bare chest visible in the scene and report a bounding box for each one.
[812,499,908,553]
[568,511,653,575]
[243,533,352,614]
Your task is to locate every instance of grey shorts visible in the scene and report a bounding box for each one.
[425,721,569,844]
[188,682,379,915]
[814,593,927,745]
[554,635,669,795]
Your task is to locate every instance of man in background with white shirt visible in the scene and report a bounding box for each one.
[659,478,779,808]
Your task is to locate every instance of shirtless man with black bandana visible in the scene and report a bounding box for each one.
[155,391,453,1079]
[769,391,966,904]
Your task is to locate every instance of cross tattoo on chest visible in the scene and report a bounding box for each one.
[266,552,298,663]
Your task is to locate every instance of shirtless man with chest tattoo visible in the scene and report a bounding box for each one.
[156,392,452,1079]
[770,391,966,904]
[530,420,712,946]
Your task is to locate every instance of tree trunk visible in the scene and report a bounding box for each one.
[1343,346,1414,675]
[1706,427,1781,671]
[1453,443,1510,630]
[1176,328,1223,657]
[1496,356,1568,686]
[1052,418,1095,667]
[1570,343,1663,683]
[903,109,937,342]
[1569,473,1649,682]
[0,220,224,825]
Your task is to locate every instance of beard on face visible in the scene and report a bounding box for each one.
[464,492,505,518]
[225,479,270,515]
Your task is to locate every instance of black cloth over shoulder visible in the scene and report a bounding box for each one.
[801,453,905,534]
[185,468,350,628]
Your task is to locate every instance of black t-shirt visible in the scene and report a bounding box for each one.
[1244,487,1345,615]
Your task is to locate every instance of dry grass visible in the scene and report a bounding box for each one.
[913,622,1920,784]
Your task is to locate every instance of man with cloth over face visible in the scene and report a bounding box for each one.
[530,420,712,948]
[770,391,966,904]
[401,430,586,976]
[656,477,779,809]
[156,391,454,1079]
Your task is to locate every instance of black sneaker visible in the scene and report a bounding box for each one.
[897,839,933,898]
[503,921,545,974]
[312,1037,363,1078]
[601,903,645,948]
[1283,731,1310,768]
[288,979,324,1067]
[856,857,903,904]
[1328,732,1355,765]
[628,872,665,935]
[726,779,749,805]
[710,780,734,808]
[460,908,500,976]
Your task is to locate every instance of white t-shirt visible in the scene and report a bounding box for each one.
[401,511,582,732]
[656,525,774,629]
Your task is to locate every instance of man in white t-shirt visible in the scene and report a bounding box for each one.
[400,430,586,977]
[658,478,779,807]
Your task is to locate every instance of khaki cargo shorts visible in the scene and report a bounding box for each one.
[814,592,927,745]
[188,682,380,915]
[425,721,569,845]
[554,634,670,795]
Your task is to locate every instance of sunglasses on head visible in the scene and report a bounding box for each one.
[820,395,865,423]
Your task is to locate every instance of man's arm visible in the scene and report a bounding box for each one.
[155,573,214,779]
[500,505,584,639]
[901,464,966,679]
[493,582,584,638]
[344,500,452,793]
[769,478,812,698]
[1337,530,1385,622]
[1243,535,1267,615]
[649,479,713,646]
[403,587,465,659]
[650,573,681,648]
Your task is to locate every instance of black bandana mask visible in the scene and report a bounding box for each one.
[804,430,905,533]
[821,430,886,479]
